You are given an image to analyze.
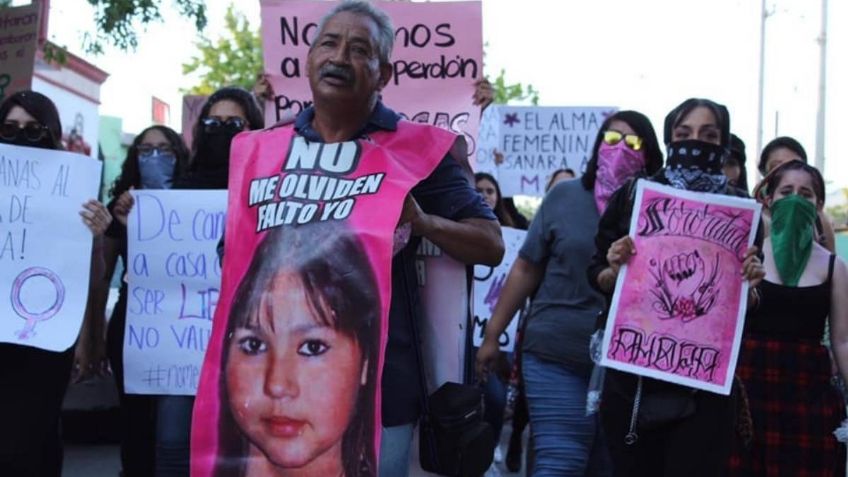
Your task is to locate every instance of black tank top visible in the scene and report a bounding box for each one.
[745,255,836,340]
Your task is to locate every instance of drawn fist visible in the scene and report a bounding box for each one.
[663,250,705,298]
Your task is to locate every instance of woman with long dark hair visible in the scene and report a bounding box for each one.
[214,222,379,477]
[588,98,764,476]
[98,124,191,477]
[0,90,112,477]
[109,87,264,476]
[477,110,664,475]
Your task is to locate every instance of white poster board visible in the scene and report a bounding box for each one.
[0,143,101,351]
[476,105,615,197]
[472,226,527,352]
[124,190,227,395]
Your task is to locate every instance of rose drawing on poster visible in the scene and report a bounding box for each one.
[601,181,761,395]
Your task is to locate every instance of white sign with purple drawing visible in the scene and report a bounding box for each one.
[124,190,226,395]
[472,226,527,352]
[0,143,101,351]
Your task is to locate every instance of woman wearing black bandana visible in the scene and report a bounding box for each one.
[587,98,764,477]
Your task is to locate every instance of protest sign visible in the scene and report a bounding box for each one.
[123,190,226,395]
[600,181,761,395]
[181,95,207,148]
[0,3,39,102]
[0,143,101,351]
[472,227,526,352]
[476,105,615,197]
[260,0,482,158]
[416,238,469,389]
[191,122,457,476]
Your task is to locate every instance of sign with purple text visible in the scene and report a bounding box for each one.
[600,181,761,395]
[260,0,482,158]
[124,190,226,395]
[0,3,39,102]
[472,227,526,352]
[0,144,101,351]
[476,106,615,197]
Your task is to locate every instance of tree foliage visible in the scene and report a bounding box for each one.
[84,0,207,54]
[490,68,539,105]
[181,4,261,95]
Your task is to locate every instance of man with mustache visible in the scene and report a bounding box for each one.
[297,1,503,476]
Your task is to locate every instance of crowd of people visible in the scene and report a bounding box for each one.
[0,1,847,476]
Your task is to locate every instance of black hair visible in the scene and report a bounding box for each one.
[663,97,731,147]
[545,168,575,192]
[0,90,63,150]
[215,222,378,477]
[726,133,749,194]
[109,125,190,200]
[190,87,264,167]
[581,110,663,191]
[474,172,515,227]
[758,136,807,176]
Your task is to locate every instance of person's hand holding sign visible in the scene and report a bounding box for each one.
[80,199,113,236]
[112,189,135,226]
[741,246,765,309]
[598,236,637,293]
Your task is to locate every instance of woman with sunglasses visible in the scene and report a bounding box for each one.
[93,125,191,477]
[588,98,764,477]
[175,87,264,190]
[0,90,112,477]
[476,110,663,475]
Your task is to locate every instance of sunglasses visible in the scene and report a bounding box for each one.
[202,117,246,133]
[137,143,174,157]
[603,130,643,151]
[0,122,49,142]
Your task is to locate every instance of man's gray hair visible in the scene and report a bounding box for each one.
[313,0,395,66]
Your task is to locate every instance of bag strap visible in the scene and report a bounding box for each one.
[399,250,432,418]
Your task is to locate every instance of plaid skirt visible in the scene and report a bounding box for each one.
[728,336,847,476]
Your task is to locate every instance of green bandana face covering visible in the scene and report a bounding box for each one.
[770,194,817,287]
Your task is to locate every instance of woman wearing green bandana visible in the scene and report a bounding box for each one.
[728,160,848,476]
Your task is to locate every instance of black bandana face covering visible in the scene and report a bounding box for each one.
[663,139,728,193]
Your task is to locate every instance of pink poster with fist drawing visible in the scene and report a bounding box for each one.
[600,181,761,395]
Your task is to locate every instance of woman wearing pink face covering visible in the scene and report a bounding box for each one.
[476,111,663,475]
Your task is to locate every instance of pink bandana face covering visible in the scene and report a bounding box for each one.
[594,141,646,213]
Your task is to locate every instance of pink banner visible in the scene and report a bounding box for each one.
[260,0,482,158]
[600,181,761,395]
[191,123,456,476]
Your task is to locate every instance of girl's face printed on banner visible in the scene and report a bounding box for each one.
[671,106,721,146]
[225,271,366,474]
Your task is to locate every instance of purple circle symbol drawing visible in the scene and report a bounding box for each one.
[11,267,65,340]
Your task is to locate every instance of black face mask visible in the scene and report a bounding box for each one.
[663,139,728,193]
[196,130,239,170]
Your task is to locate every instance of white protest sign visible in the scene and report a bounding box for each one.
[0,143,101,351]
[472,227,526,352]
[476,105,616,197]
[124,190,226,395]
